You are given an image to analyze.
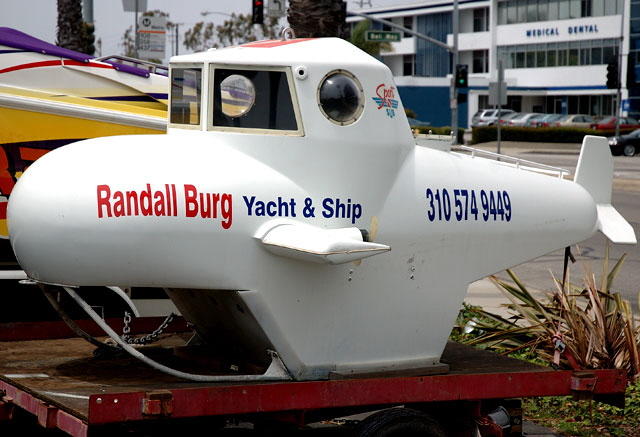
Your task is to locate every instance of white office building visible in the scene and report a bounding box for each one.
[349,0,636,128]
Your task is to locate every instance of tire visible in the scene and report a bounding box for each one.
[623,144,637,156]
[357,408,447,437]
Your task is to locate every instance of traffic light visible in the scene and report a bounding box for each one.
[252,0,264,25]
[627,52,637,89]
[454,64,468,88]
[606,61,619,89]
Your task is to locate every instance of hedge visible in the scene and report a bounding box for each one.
[413,126,465,139]
[470,126,634,144]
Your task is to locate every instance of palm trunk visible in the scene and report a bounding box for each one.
[288,0,347,38]
[56,0,83,52]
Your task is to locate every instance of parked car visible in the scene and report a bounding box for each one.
[608,128,640,156]
[471,109,515,127]
[590,116,640,130]
[498,112,521,125]
[555,114,595,128]
[525,113,563,127]
[508,112,541,126]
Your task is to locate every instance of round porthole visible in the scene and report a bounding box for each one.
[220,74,256,118]
[317,70,364,126]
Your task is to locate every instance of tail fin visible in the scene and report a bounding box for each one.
[574,135,636,244]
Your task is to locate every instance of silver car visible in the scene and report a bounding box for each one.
[471,109,515,127]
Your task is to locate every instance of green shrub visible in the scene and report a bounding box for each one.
[470,126,636,144]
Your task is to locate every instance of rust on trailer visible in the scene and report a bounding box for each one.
[0,337,627,432]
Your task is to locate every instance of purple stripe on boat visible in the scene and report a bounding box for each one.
[0,27,92,63]
[88,95,159,103]
[102,60,151,78]
[0,28,157,79]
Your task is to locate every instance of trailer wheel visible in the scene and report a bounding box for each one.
[357,407,447,437]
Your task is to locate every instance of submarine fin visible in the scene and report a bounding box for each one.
[259,222,391,265]
[574,135,637,244]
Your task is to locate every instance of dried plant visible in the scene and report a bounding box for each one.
[461,244,640,380]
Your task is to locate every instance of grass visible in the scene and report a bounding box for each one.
[523,379,640,437]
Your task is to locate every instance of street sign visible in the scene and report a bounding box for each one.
[622,99,630,112]
[137,15,166,61]
[122,0,147,12]
[268,0,286,18]
[488,81,507,106]
[365,31,401,43]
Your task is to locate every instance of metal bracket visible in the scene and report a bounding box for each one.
[0,390,14,421]
[571,371,598,400]
[142,390,174,417]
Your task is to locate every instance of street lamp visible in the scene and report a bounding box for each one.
[201,11,233,17]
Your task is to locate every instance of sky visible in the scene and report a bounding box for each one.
[0,0,414,63]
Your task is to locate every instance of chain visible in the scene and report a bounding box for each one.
[122,311,176,345]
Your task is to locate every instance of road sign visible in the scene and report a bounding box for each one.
[488,81,507,106]
[365,31,401,43]
[622,99,630,112]
[268,0,286,18]
[137,15,166,60]
[122,0,147,12]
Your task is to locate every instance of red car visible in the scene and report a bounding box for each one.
[590,116,640,130]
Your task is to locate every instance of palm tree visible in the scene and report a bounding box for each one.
[287,0,347,38]
[56,0,83,52]
[349,20,392,57]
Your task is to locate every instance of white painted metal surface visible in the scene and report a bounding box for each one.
[7,37,636,380]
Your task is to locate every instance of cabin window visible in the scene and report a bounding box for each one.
[211,67,299,133]
[170,67,202,126]
[317,70,364,126]
[220,74,256,118]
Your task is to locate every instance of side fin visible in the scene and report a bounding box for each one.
[258,221,391,265]
[574,135,636,244]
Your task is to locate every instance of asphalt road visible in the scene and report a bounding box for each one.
[489,147,640,311]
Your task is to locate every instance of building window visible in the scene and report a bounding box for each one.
[403,54,415,76]
[474,7,489,32]
[547,43,557,66]
[527,0,538,22]
[403,16,413,37]
[507,1,517,23]
[569,0,581,18]
[604,0,617,16]
[538,0,549,21]
[526,48,536,67]
[497,0,620,25]
[497,38,618,69]
[580,40,591,65]
[473,50,489,73]
[536,44,547,67]
[568,41,580,65]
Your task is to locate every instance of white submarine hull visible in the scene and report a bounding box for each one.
[8,133,631,379]
[7,37,635,380]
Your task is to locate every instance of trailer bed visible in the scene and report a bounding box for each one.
[0,335,627,435]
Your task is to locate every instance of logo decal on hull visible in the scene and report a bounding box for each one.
[372,84,398,119]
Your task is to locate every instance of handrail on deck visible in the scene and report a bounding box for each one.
[95,55,169,76]
[458,145,570,179]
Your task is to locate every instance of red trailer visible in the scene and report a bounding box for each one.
[0,317,627,436]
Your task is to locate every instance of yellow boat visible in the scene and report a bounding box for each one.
[0,27,168,240]
[0,28,170,321]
